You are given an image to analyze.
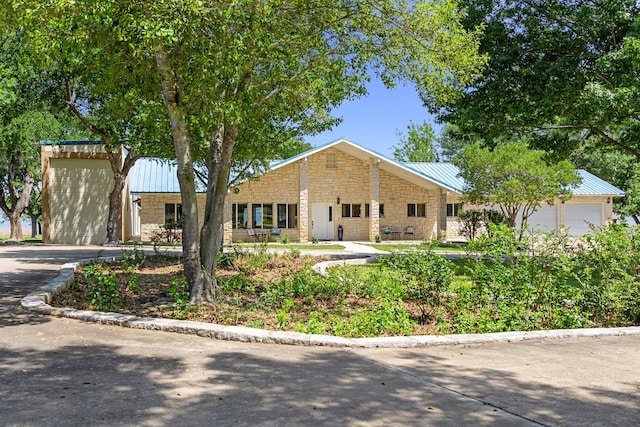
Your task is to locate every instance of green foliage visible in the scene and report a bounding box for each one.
[169,277,199,319]
[0,31,71,239]
[378,251,454,322]
[457,208,505,241]
[573,224,640,325]
[83,262,121,312]
[454,141,581,234]
[22,0,488,300]
[121,246,146,273]
[442,0,640,162]
[393,120,438,162]
[332,301,416,338]
[278,234,290,244]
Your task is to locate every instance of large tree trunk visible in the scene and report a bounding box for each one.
[104,151,138,245]
[200,124,236,278]
[155,45,211,304]
[9,212,24,241]
[30,213,38,238]
[105,171,125,244]
[5,172,34,241]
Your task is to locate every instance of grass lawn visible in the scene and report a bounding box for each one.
[368,242,468,252]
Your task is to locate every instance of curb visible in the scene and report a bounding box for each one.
[21,258,640,348]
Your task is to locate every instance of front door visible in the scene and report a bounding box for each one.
[311,203,334,240]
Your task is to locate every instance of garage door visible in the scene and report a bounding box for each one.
[564,203,602,236]
[525,204,558,234]
[49,158,113,245]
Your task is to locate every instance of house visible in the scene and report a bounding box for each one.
[40,139,624,245]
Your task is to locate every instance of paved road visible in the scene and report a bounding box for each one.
[1,244,639,426]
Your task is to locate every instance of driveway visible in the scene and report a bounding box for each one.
[1,244,638,426]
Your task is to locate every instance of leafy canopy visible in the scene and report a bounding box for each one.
[439,0,640,159]
[453,141,581,231]
[393,120,438,162]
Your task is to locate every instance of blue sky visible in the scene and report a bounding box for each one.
[305,79,441,158]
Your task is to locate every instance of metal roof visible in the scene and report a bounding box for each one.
[403,162,466,193]
[574,170,625,196]
[129,158,207,193]
[402,163,624,197]
[126,141,623,197]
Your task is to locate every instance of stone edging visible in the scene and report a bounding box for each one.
[21,257,640,348]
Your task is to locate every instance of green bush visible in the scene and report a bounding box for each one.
[84,262,121,312]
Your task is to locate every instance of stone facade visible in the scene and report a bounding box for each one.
[226,147,446,243]
[137,193,207,242]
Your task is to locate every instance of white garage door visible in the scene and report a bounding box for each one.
[564,203,602,236]
[49,158,113,245]
[526,205,558,234]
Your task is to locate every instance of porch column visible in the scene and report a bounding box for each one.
[437,189,447,239]
[369,159,380,242]
[222,193,233,244]
[299,159,309,242]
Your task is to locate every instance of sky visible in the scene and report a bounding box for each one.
[304,79,441,159]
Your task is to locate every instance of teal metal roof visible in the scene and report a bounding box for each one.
[129,158,207,193]
[574,170,625,196]
[402,162,624,196]
[403,162,466,193]
[125,140,624,197]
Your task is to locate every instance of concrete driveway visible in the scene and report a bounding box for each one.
[1,244,639,426]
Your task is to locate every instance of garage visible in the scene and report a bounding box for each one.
[525,204,558,234]
[564,203,602,236]
[48,158,113,245]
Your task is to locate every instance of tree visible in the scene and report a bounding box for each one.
[453,141,581,237]
[0,31,68,241]
[393,120,438,162]
[438,0,640,160]
[24,0,487,303]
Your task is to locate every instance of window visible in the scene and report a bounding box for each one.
[341,203,362,218]
[164,203,182,228]
[252,203,273,228]
[407,203,426,218]
[326,151,337,168]
[365,203,384,218]
[277,203,298,229]
[232,203,248,229]
[447,203,463,217]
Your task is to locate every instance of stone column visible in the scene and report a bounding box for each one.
[299,159,309,242]
[222,193,233,244]
[369,159,380,242]
[437,189,447,239]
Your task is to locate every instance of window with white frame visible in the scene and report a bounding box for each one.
[232,203,248,229]
[252,203,273,228]
[365,203,384,218]
[341,203,362,218]
[407,203,426,218]
[164,203,182,227]
[277,203,298,228]
[447,203,463,217]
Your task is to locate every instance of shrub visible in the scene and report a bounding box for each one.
[84,262,121,312]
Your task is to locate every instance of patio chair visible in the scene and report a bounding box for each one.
[247,228,257,242]
[404,226,415,239]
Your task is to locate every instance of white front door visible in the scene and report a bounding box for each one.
[312,203,334,240]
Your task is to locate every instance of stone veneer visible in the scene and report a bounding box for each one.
[226,148,446,243]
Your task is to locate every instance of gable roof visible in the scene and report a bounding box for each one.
[126,138,624,197]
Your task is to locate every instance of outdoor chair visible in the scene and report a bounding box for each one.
[404,226,415,239]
